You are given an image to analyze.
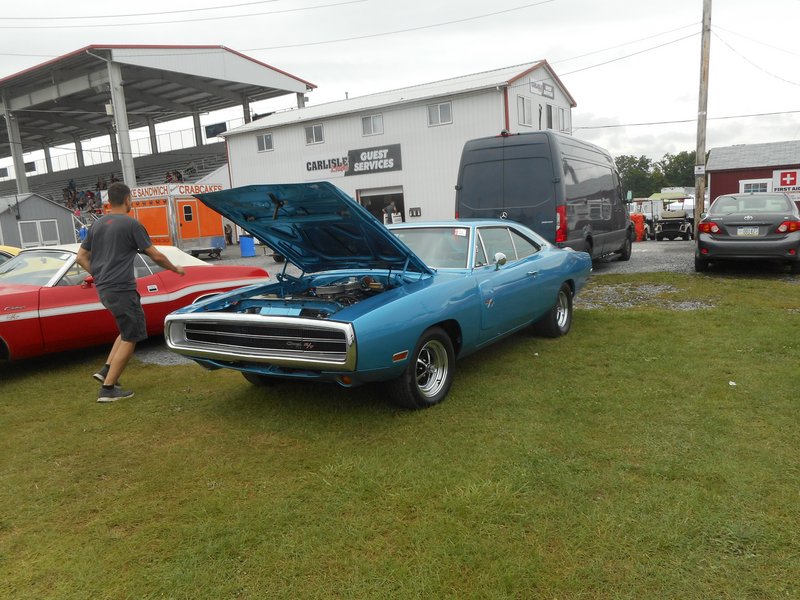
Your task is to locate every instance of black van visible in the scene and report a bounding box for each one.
[455,131,632,261]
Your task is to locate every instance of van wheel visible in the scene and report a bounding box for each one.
[533,283,573,338]
[618,232,632,261]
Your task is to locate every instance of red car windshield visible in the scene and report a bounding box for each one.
[0,250,73,286]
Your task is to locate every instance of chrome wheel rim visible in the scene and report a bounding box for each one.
[555,290,570,329]
[415,339,449,398]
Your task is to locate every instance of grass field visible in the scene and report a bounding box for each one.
[1,272,799,599]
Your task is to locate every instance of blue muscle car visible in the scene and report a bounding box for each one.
[164,181,592,409]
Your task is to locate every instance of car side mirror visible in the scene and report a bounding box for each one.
[81,275,94,288]
[494,252,507,270]
[700,212,707,219]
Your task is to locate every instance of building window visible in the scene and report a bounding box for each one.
[517,96,533,127]
[559,107,569,133]
[546,104,554,130]
[427,102,452,127]
[740,179,770,193]
[362,114,384,136]
[256,133,273,152]
[305,123,324,145]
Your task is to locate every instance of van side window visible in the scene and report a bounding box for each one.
[478,227,517,262]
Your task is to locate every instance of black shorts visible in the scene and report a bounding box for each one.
[98,289,147,343]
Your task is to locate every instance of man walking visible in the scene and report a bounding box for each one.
[77,182,186,402]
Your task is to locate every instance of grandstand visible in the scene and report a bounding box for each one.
[0,45,314,199]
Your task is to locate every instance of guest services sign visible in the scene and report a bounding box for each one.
[346,144,402,176]
[304,144,403,178]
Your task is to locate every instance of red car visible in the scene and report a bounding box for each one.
[0,244,268,360]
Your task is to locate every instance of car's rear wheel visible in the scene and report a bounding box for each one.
[694,256,710,272]
[533,283,573,338]
[387,326,454,410]
[242,372,275,386]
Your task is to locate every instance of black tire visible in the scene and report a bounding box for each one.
[618,231,632,261]
[655,233,662,241]
[533,283,573,338]
[694,256,710,272]
[242,371,275,386]
[387,326,455,410]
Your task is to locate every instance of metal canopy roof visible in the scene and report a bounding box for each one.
[0,45,316,159]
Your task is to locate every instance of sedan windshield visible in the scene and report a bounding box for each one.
[710,194,794,215]
[0,250,73,286]
[391,227,470,269]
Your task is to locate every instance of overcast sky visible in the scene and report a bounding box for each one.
[1,0,799,162]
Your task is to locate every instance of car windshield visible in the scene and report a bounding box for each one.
[391,227,470,269]
[0,250,73,286]
[710,195,793,215]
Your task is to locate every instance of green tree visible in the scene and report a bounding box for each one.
[658,151,696,187]
[615,155,660,198]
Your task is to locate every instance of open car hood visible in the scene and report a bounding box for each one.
[195,182,432,275]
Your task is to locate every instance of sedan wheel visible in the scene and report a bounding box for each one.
[694,256,710,272]
[388,327,454,409]
[533,283,573,338]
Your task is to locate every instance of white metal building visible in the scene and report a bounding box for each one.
[223,61,576,222]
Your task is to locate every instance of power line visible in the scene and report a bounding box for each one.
[0,0,281,20]
[713,24,800,58]
[574,109,800,131]
[550,23,699,66]
[0,0,368,29]
[559,32,699,76]
[712,30,800,87]
[244,0,557,50]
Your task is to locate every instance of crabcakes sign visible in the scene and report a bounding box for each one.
[304,144,402,179]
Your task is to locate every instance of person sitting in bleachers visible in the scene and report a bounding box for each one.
[95,176,107,191]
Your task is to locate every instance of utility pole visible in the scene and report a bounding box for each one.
[694,0,712,232]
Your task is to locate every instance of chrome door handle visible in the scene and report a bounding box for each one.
[527,271,538,277]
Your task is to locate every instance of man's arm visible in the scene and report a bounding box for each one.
[142,246,186,276]
[76,247,92,274]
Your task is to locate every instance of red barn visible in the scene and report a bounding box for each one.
[707,140,800,205]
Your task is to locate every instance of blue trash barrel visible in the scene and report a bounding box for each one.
[240,235,255,257]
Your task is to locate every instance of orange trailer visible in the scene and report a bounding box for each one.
[102,183,227,258]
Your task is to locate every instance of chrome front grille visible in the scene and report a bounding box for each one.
[165,313,356,371]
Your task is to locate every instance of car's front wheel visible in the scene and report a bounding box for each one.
[387,327,454,410]
[533,283,573,338]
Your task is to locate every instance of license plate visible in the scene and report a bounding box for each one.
[737,226,759,237]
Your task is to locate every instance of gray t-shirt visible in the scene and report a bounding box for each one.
[81,214,153,292]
